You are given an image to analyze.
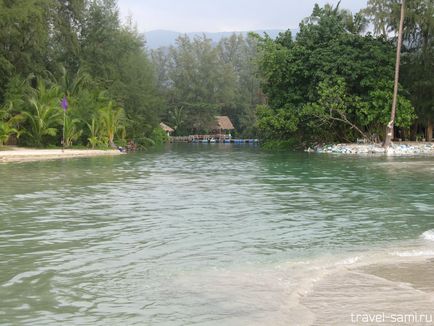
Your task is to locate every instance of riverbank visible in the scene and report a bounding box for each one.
[312,142,434,155]
[0,147,124,163]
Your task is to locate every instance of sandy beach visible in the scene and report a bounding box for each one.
[0,147,124,163]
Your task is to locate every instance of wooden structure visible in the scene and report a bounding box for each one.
[160,122,174,137]
[169,135,259,144]
[168,116,240,143]
[212,116,235,136]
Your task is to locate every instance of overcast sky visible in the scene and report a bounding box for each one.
[117,0,368,33]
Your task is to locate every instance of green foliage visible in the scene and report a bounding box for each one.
[0,121,17,146]
[361,81,416,130]
[150,127,168,145]
[0,0,51,102]
[0,0,163,149]
[0,0,429,149]
[98,101,125,146]
[256,105,299,141]
[255,2,417,144]
[169,106,185,134]
[63,116,83,147]
[152,33,262,136]
[86,117,100,149]
[22,98,62,147]
[365,0,434,129]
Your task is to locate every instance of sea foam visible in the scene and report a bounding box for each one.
[421,229,434,241]
[392,250,434,257]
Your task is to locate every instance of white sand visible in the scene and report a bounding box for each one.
[0,147,124,163]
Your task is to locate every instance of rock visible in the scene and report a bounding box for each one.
[314,142,434,156]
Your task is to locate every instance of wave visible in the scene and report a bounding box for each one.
[421,229,434,241]
[391,250,434,257]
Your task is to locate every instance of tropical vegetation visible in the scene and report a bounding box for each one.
[0,0,432,149]
[255,1,432,147]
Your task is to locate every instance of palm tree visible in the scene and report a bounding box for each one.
[0,103,14,145]
[0,78,28,145]
[99,101,125,148]
[344,12,369,34]
[22,98,62,146]
[21,78,64,147]
[64,115,82,147]
[169,106,185,133]
[58,66,90,98]
[86,117,100,149]
[0,121,17,146]
[363,0,394,38]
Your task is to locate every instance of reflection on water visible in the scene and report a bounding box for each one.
[1,144,434,325]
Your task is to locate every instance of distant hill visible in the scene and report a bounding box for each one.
[144,29,298,49]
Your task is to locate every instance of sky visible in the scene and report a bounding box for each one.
[117,0,368,33]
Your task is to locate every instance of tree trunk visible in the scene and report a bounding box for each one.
[427,119,433,142]
[410,124,417,141]
[384,0,405,149]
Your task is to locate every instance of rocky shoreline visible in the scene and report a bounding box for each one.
[309,142,434,155]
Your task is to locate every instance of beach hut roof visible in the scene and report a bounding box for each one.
[215,116,235,130]
[160,122,174,132]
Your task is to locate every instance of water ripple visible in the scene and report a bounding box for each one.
[1,145,433,324]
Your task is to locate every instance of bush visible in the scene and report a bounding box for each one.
[150,127,168,145]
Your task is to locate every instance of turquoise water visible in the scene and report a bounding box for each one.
[1,144,434,325]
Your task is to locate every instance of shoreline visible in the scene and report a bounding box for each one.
[0,147,124,163]
[310,141,434,155]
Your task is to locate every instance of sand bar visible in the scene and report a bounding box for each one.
[0,147,124,163]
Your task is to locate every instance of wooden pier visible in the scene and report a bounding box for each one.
[170,134,259,144]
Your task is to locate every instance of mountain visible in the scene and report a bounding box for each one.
[144,29,297,49]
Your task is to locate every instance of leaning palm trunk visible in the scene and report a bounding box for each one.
[384,0,405,149]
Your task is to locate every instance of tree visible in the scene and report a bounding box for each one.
[255,3,415,145]
[0,75,33,145]
[169,106,186,134]
[86,117,100,149]
[364,0,434,140]
[303,78,370,140]
[165,34,228,132]
[150,31,262,137]
[99,101,125,147]
[63,115,82,147]
[22,98,62,147]
[0,0,51,102]
[0,121,17,146]
[47,0,86,74]
[79,0,121,83]
[0,0,165,149]
[0,102,25,146]
[217,33,263,136]
[363,0,395,38]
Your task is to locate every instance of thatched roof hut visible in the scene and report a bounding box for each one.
[214,116,234,131]
[160,122,174,133]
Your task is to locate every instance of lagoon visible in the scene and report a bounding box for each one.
[1,144,434,325]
